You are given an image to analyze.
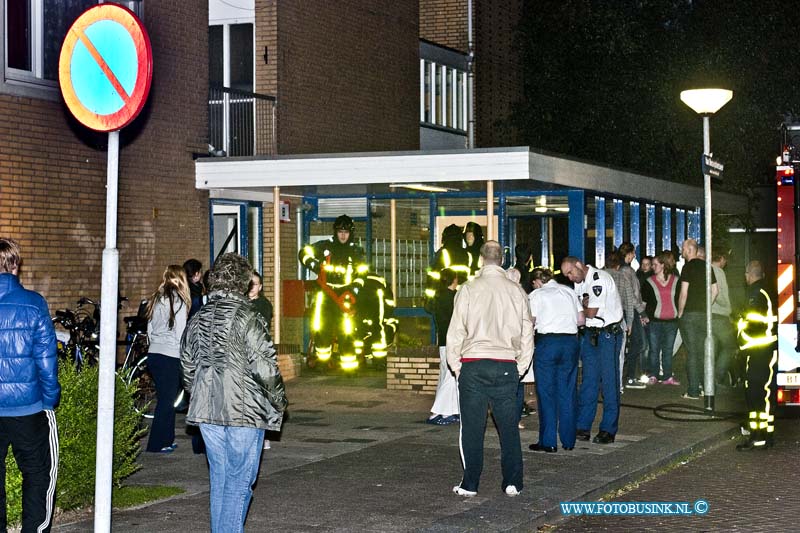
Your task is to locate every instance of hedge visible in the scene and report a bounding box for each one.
[4,362,144,526]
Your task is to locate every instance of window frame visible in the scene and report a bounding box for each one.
[1,0,142,100]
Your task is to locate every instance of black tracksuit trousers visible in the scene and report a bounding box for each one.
[0,411,58,533]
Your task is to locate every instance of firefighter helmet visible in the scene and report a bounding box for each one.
[333,215,355,234]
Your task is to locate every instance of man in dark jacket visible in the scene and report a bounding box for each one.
[0,238,60,533]
[181,253,287,532]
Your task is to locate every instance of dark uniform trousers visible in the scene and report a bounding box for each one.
[577,327,622,435]
[534,334,579,448]
[0,411,58,533]
[744,346,778,442]
[457,360,522,493]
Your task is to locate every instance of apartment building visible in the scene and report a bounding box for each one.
[0,1,209,313]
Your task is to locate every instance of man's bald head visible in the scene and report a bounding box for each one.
[480,240,503,266]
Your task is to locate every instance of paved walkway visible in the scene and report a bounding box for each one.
[556,412,800,532]
[54,372,752,532]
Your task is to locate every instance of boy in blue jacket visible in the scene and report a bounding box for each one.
[0,238,60,533]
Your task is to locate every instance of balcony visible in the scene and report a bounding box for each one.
[208,86,276,157]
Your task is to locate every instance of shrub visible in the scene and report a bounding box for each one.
[4,362,144,525]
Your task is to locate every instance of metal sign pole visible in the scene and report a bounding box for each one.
[94,130,120,533]
[702,116,715,412]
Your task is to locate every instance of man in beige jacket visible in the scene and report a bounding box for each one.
[447,240,534,498]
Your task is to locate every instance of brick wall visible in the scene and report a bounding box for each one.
[0,2,209,318]
[420,0,468,52]
[474,0,523,147]
[275,0,420,154]
[386,346,440,394]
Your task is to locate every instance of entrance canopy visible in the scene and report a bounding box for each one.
[195,146,746,214]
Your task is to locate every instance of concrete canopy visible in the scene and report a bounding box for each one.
[195,146,747,214]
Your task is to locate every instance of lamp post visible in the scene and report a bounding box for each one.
[680,88,733,412]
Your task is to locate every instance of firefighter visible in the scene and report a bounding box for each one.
[463,222,485,276]
[425,224,471,301]
[736,260,778,451]
[299,215,368,370]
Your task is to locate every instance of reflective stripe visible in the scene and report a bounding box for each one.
[38,410,58,533]
[312,292,324,332]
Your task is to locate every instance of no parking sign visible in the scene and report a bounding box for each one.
[57,5,153,530]
[59,4,152,132]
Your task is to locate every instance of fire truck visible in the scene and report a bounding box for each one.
[775,122,800,407]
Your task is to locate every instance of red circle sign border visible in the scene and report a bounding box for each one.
[59,4,153,132]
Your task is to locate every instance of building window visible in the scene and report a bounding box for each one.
[419,58,467,133]
[3,1,142,93]
[208,22,254,92]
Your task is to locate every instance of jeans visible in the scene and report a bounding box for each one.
[534,334,579,448]
[648,320,679,379]
[578,328,622,435]
[679,313,706,396]
[712,314,738,385]
[200,424,266,533]
[624,312,646,381]
[146,353,181,452]
[457,360,522,493]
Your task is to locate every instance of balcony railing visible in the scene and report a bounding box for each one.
[209,86,276,157]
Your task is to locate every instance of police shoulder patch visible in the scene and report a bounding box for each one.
[593,285,603,296]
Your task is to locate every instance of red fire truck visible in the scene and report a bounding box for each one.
[775,127,800,406]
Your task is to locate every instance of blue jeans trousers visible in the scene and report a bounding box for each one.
[457,360,522,493]
[200,424,266,533]
[577,329,622,435]
[648,320,678,380]
[534,335,579,448]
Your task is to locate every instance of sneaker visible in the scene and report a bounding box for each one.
[505,485,521,497]
[453,485,477,497]
[153,446,174,454]
[436,415,460,425]
[625,379,646,390]
[661,376,681,386]
[426,415,443,425]
[681,393,701,400]
[647,376,658,385]
[639,374,651,384]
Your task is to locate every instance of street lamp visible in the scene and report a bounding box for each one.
[680,88,733,412]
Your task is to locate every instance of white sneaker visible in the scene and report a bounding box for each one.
[639,374,650,384]
[453,485,477,497]
[505,485,521,497]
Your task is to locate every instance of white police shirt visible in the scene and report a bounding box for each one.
[529,279,583,334]
[573,265,623,328]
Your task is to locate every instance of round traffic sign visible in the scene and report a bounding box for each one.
[59,4,152,132]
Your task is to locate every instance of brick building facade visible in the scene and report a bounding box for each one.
[0,1,209,314]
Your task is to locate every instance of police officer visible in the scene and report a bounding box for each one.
[736,260,778,451]
[425,224,471,301]
[528,267,585,453]
[298,215,368,370]
[561,256,624,444]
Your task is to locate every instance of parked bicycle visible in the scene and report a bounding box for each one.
[52,296,101,370]
[53,296,186,419]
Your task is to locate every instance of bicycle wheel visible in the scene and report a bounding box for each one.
[126,355,187,419]
[126,355,157,419]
